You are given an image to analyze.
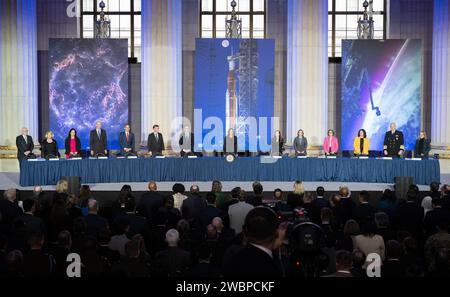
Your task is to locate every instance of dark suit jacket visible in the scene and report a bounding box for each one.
[153,247,191,276]
[16,135,34,160]
[15,213,45,234]
[89,129,107,155]
[393,202,424,235]
[0,199,23,226]
[64,136,81,156]
[179,132,194,155]
[85,213,108,238]
[246,195,263,207]
[119,131,135,153]
[423,207,450,236]
[353,203,378,225]
[137,191,164,223]
[223,244,282,277]
[147,133,165,155]
[414,138,431,158]
[181,194,207,222]
[293,136,308,154]
[115,213,147,237]
[199,205,222,229]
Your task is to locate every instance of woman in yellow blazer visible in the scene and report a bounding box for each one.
[353,129,370,156]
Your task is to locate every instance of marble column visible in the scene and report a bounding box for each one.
[286,0,328,146]
[431,0,450,154]
[0,0,38,146]
[141,0,182,146]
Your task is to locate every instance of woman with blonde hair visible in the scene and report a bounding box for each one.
[53,178,69,203]
[41,130,59,158]
[287,181,305,209]
[414,131,431,158]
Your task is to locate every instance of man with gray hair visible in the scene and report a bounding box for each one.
[16,127,35,161]
[0,189,23,226]
[89,120,108,156]
[152,229,191,276]
[84,199,108,238]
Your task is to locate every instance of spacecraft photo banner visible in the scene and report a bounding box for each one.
[194,38,275,151]
[49,38,129,150]
[341,39,422,151]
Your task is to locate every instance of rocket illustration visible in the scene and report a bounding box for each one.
[226,47,238,132]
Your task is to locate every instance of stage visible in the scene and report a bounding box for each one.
[17,156,441,187]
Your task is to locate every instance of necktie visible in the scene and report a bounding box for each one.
[155,133,158,142]
[126,132,129,142]
[24,135,27,144]
[97,129,101,139]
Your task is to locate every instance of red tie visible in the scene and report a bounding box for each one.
[126,133,129,142]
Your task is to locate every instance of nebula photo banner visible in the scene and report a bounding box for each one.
[341,39,422,151]
[49,38,128,149]
[194,38,275,151]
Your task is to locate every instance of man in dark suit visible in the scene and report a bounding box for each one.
[181,185,206,225]
[118,124,136,156]
[353,191,378,226]
[312,186,329,210]
[179,125,194,157]
[199,192,222,229]
[0,189,23,230]
[16,127,34,161]
[393,189,424,236]
[137,181,164,226]
[423,198,450,237]
[147,124,165,156]
[89,121,108,156]
[324,250,353,277]
[14,198,45,235]
[85,199,109,238]
[152,229,191,276]
[381,240,405,277]
[115,199,147,237]
[246,181,264,207]
[223,207,285,277]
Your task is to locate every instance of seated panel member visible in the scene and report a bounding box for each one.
[65,128,81,158]
[223,128,238,155]
[147,124,164,156]
[41,131,59,159]
[16,127,35,161]
[179,125,194,157]
[353,129,370,156]
[271,130,285,156]
[323,129,339,156]
[414,131,431,158]
[89,121,108,156]
[293,129,308,156]
[119,124,136,156]
[383,122,404,157]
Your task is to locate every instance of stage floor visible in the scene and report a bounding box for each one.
[1,159,449,192]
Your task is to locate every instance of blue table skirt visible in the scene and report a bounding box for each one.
[19,157,441,186]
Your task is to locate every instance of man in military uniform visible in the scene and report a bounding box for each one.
[383,122,404,157]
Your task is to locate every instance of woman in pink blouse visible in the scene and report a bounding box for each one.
[323,129,339,155]
[65,128,81,158]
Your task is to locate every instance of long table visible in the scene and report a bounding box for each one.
[19,156,440,186]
